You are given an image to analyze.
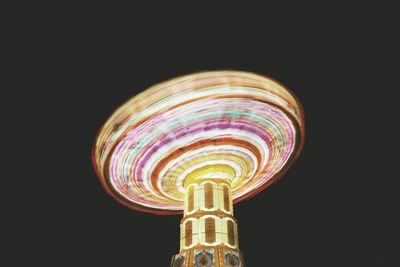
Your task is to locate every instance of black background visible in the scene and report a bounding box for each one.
[8,3,398,266]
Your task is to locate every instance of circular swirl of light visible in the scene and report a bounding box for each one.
[92,71,305,214]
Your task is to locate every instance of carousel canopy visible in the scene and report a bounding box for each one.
[92,71,305,215]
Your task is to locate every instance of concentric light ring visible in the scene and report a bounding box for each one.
[92,70,305,215]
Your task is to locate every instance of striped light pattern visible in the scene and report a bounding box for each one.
[92,71,305,214]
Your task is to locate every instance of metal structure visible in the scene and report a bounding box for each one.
[92,71,305,266]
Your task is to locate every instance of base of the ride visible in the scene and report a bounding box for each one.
[170,178,245,267]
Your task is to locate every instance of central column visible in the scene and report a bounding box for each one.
[170,178,245,267]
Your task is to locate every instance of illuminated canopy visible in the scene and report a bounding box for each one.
[92,71,305,214]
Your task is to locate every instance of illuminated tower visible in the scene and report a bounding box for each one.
[92,71,305,267]
[174,178,243,266]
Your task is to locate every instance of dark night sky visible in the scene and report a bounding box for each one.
[8,3,398,266]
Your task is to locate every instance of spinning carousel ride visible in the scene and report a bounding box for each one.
[92,70,305,266]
